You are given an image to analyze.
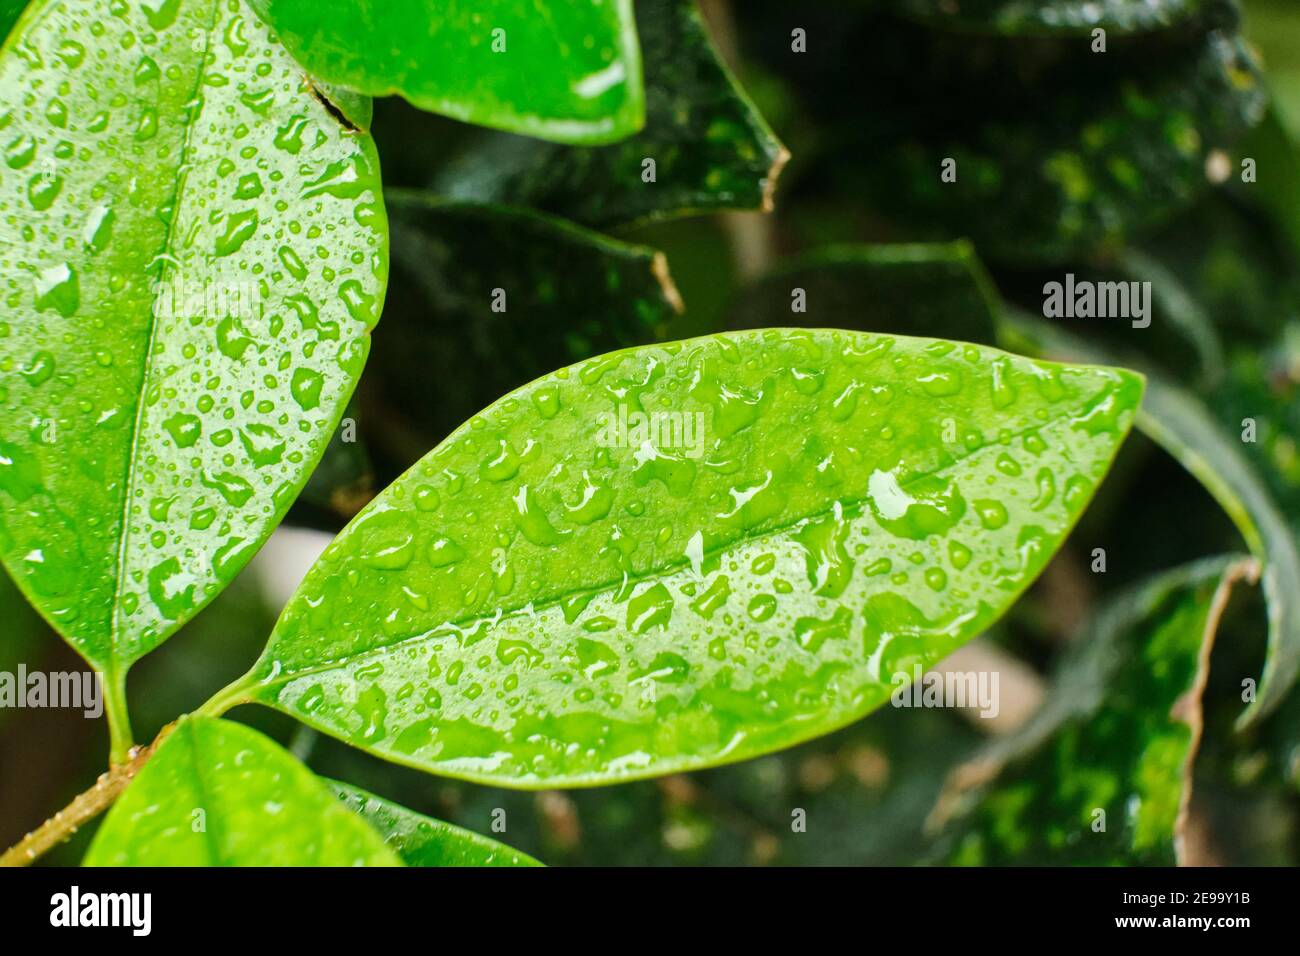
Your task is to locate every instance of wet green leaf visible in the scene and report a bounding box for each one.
[435,0,787,229]
[934,555,1255,865]
[330,781,541,866]
[245,0,644,145]
[727,242,1000,344]
[85,716,400,866]
[365,193,679,457]
[896,0,1211,36]
[220,328,1142,788]
[0,1,386,690]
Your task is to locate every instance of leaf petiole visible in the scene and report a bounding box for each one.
[103,666,134,767]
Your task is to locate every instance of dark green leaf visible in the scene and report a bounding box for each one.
[85,717,400,866]
[0,0,387,699]
[245,0,645,145]
[0,0,26,40]
[330,781,540,866]
[726,242,1000,344]
[435,0,788,229]
[364,193,680,457]
[1004,314,1300,726]
[809,12,1266,262]
[933,555,1255,864]
[216,329,1141,787]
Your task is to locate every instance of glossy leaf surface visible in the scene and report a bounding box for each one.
[229,329,1142,787]
[0,0,387,676]
[331,781,540,866]
[435,0,788,229]
[85,717,400,866]
[727,242,999,345]
[935,556,1254,865]
[896,0,1208,35]
[245,0,644,145]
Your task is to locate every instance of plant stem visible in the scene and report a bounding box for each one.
[0,722,175,867]
[103,665,135,767]
[196,675,253,718]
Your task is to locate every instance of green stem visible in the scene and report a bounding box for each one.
[197,674,254,718]
[103,666,134,767]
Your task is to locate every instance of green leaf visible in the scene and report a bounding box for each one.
[330,781,541,866]
[435,0,788,229]
[895,0,1211,36]
[244,0,645,145]
[726,242,1000,344]
[0,1,387,688]
[219,328,1142,788]
[933,555,1256,865]
[1003,314,1300,727]
[365,193,680,453]
[84,716,401,866]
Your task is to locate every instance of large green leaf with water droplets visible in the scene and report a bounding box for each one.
[330,781,540,866]
[0,0,386,684]
[84,716,400,866]
[895,0,1210,36]
[934,555,1254,865]
[244,0,644,146]
[222,329,1143,787]
[434,0,787,229]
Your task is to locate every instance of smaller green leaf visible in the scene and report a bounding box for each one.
[895,0,1210,36]
[436,0,788,228]
[84,717,400,866]
[222,328,1142,788]
[245,0,645,145]
[933,555,1255,865]
[727,242,999,344]
[330,781,541,866]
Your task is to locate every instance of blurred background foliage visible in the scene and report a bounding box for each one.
[4,0,1300,865]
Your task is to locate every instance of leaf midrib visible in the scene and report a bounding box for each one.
[108,0,222,670]
[252,399,1108,693]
